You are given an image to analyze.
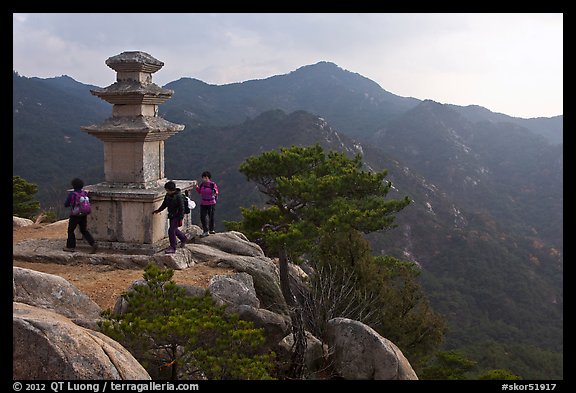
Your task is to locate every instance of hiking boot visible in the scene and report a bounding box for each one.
[90,243,98,254]
[179,238,187,248]
[63,247,76,253]
[209,230,216,234]
[164,248,176,254]
[200,231,209,237]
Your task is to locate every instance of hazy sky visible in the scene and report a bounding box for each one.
[13,13,562,119]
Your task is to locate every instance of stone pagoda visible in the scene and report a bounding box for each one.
[81,51,195,254]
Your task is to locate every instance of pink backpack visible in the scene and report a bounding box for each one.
[71,190,92,216]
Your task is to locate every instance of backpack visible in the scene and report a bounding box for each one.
[71,190,91,216]
[180,191,196,215]
[201,181,218,201]
[182,195,191,214]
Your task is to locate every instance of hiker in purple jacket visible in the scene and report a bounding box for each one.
[195,171,219,237]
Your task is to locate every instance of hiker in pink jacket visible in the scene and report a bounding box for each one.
[195,171,219,237]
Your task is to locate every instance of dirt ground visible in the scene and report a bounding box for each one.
[12,221,233,311]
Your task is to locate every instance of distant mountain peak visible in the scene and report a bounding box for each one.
[290,61,354,78]
[295,61,340,70]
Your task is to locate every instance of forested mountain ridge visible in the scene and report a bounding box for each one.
[13,72,106,206]
[446,103,563,145]
[161,61,420,138]
[369,100,562,251]
[160,62,561,145]
[12,64,562,379]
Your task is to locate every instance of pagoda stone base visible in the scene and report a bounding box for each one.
[90,237,183,256]
[85,180,196,254]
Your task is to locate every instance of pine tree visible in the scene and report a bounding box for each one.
[225,144,446,375]
[13,175,40,219]
[98,263,275,380]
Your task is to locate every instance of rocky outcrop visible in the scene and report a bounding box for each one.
[209,272,260,308]
[207,273,292,352]
[13,219,418,380]
[12,264,150,380]
[13,302,150,380]
[278,330,328,377]
[13,266,102,329]
[198,231,265,257]
[187,239,288,314]
[326,317,418,380]
[235,305,292,350]
[13,216,34,228]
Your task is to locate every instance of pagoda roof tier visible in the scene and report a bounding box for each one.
[82,116,185,141]
[105,51,164,73]
[90,82,173,105]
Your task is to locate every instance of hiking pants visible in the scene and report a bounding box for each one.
[66,215,95,249]
[200,204,215,232]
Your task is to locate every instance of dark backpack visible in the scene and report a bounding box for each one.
[71,190,91,216]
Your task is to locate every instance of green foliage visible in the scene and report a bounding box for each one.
[478,369,521,380]
[311,229,446,369]
[371,255,447,369]
[420,230,563,379]
[13,176,40,219]
[227,144,445,369]
[420,350,477,380]
[99,263,275,380]
[421,350,522,380]
[226,144,411,256]
[454,340,562,380]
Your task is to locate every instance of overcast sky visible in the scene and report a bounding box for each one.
[13,13,562,119]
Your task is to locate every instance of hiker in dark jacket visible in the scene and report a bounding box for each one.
[153,180,188,254]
